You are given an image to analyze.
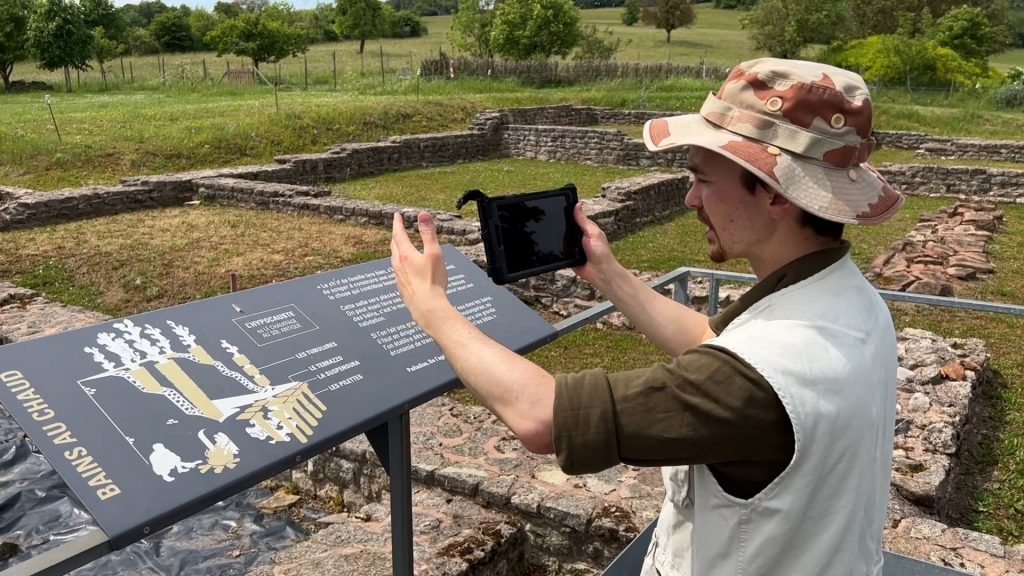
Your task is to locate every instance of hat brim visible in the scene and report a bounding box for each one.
[643,114,904,225]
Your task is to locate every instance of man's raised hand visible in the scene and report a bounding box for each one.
[571,203,620,290]
[390,212,452,333]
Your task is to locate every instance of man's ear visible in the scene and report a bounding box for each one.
[758,183,797,221]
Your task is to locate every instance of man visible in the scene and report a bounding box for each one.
[390,58,904,575]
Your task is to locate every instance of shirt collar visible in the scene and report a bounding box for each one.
[709,240,852,335]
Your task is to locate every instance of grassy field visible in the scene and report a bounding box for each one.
[330,158,653,217]
[2,6,1023,191]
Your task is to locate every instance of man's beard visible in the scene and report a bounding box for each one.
[699,210,727,263]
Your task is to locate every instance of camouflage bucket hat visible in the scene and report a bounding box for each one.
[643,57,904,225]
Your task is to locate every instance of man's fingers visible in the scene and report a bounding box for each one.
[417,211,441,254]
[392,212,414,253]
[573,203,599,237]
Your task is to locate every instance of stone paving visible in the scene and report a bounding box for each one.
[869,202,1004,296]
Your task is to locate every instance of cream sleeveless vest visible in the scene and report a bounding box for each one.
[641,256,897,576]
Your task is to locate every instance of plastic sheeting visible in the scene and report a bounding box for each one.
[0,405,308,575]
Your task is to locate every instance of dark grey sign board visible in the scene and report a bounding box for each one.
[0,245,556,550]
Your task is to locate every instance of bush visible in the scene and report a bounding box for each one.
[993,84,1024,109]
[380,6,427,38]
[1008,66,1024,86]
[818,34,997,89]
[621,0,640,25]
[573,24,628,60]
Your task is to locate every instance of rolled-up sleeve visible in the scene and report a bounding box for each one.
[552,344,791,476]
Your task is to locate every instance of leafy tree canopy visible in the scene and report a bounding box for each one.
[82,0,126,40]
[641,0,696,43]
[205,10,309,68]
[928,5,1011,64]
[0,0,33,89]
[335,0,382,53]
[148,8,196,52]
[449,0,496,57]
[741,0,851,57]
[119,1,170,29]
[28,0,94,91]
[491,0,581,59]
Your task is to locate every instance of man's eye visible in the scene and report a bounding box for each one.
[695,177,709,184]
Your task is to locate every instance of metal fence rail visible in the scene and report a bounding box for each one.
[556,266,1024,337]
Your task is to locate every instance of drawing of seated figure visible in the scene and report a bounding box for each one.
[149,443,202,482]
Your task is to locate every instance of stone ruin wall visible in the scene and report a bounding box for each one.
[3,105,1024,233]
[2,105,1024,573]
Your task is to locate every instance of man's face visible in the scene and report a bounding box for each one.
[683,147,771,264]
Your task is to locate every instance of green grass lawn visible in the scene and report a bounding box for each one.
[329,158,652,218]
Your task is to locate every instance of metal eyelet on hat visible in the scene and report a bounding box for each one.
[766,146,781,156]
[766,97,783,112]
[848,169,858,181]
[831,113,846,129]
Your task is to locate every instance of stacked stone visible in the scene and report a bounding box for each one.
[880,165,1024,202]
[891,329,988,516]
[868,202,1003,296]
[0,185,192,231]
[500,125,688,170]
[875,131,1024,163]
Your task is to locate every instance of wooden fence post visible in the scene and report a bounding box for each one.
[332,51,337,90]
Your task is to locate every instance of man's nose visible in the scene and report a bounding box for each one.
[684,185,700,209]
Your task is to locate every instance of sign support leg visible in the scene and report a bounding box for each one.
[366,412,414,576]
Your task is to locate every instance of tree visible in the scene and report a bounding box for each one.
[622,0,640,25]
[641,0,695,43]
[148,8,195,52]
[124,26,160,54]
[0,0,33,90]
[213,1,243,18]
[573,23,627,60]
[92,26,121,88]
[335,0,381,54]
[449,0,496,57]
[188,8,220,50]
[28,0,94,92]
[297,3,340,42]
[928,5,1010,65]
[119,0,170,29]
[741,0,851,58]
[205,11,309,69]
[379,5,426,37]
[491,0,581,59]
[82,0,124,41]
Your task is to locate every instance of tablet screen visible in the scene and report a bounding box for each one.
[495,193,581,275]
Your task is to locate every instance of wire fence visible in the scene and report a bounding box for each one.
[4,45,738,94]
[418,56,732,84]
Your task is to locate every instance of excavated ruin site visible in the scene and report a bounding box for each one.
[2,105,1024,574]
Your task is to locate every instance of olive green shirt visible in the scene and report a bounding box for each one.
[552,242,851,499]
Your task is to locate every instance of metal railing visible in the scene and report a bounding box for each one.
[555,266,1024,337]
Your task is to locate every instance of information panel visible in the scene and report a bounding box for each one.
[0,245,556,549]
